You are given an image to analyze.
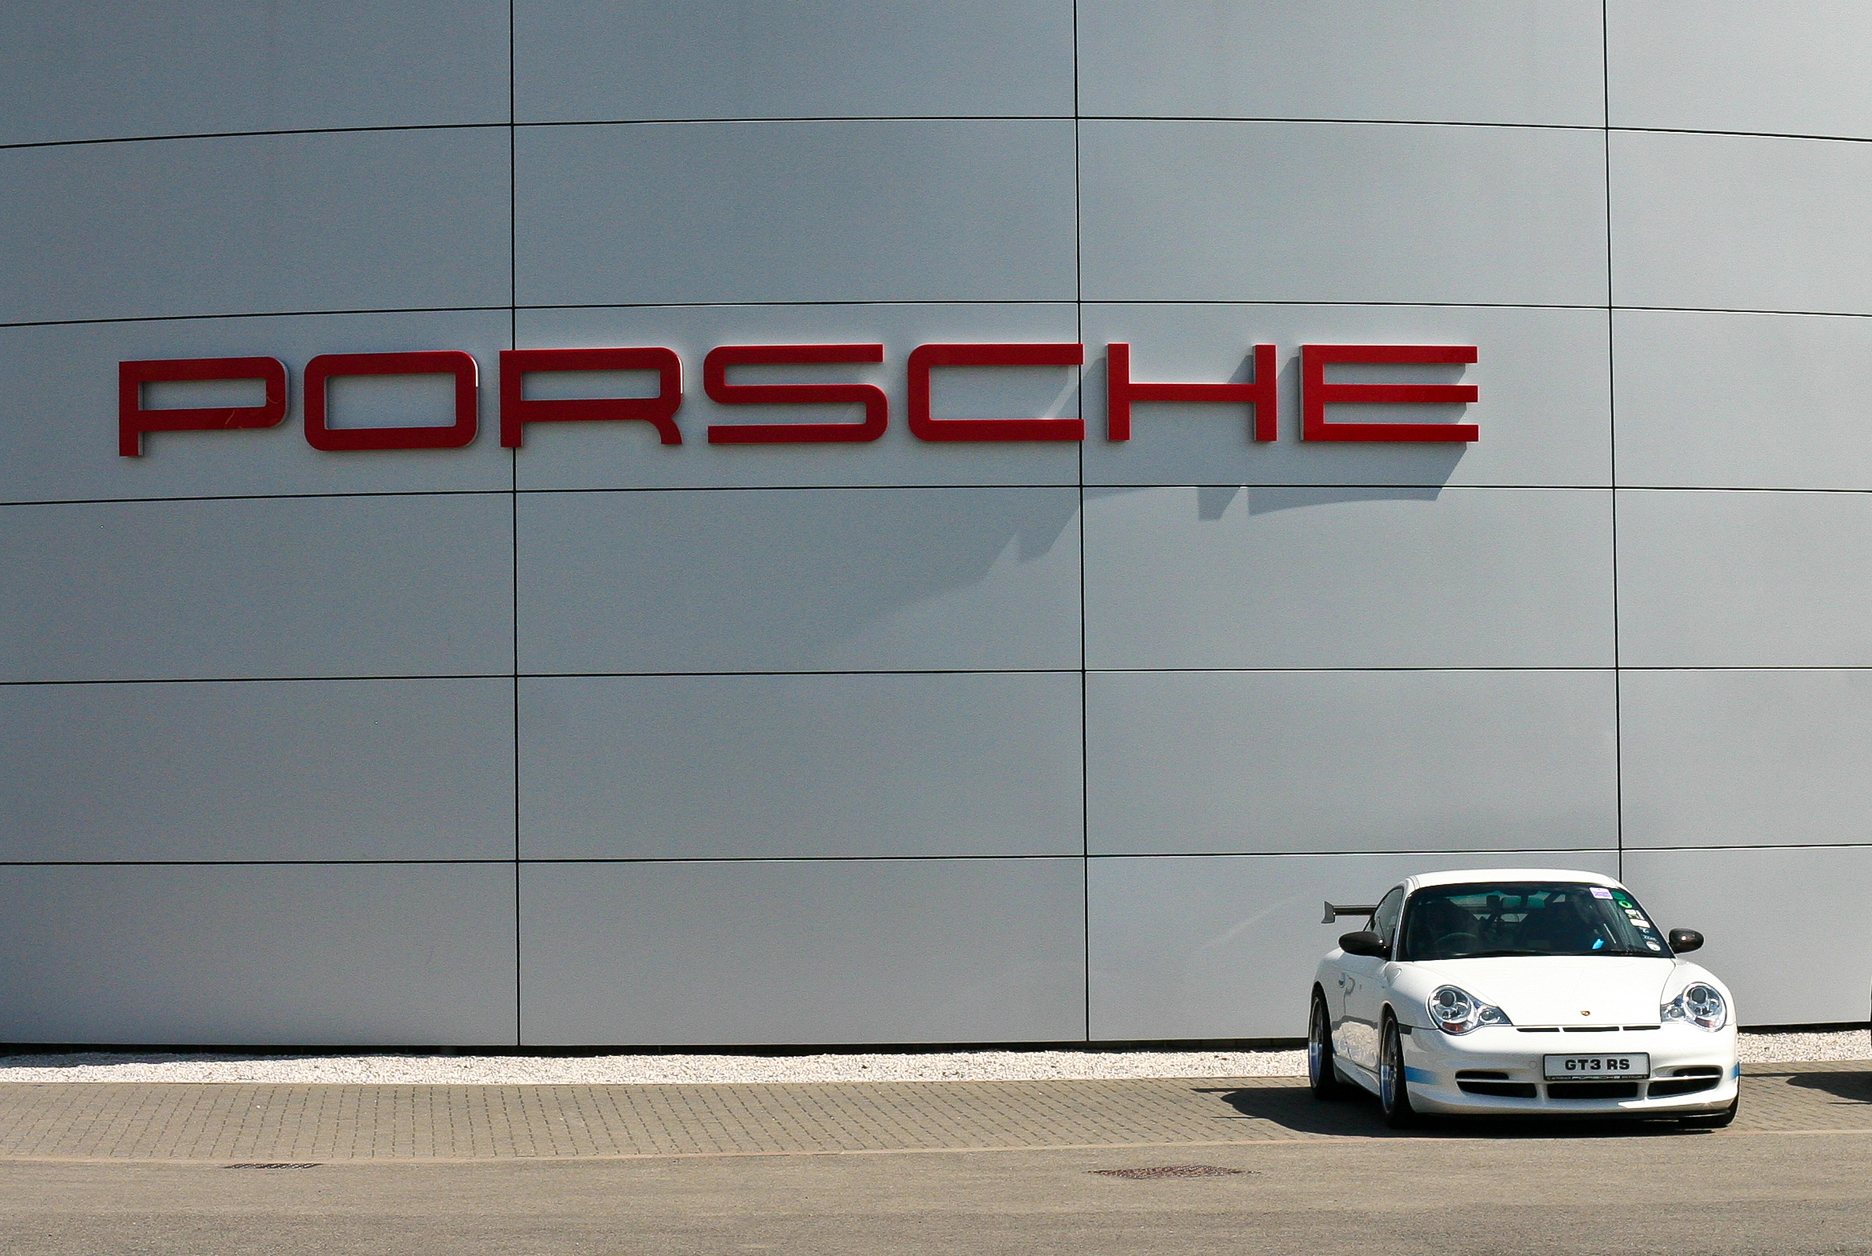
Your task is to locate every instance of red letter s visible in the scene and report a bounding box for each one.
[704,344,887,443]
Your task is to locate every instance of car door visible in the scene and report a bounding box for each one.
[1339,886,1404,1075]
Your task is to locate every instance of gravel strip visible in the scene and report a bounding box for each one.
[0,1049,1308,1085]
[0,1030,1858,1084]
[1737,1028,1872,1063]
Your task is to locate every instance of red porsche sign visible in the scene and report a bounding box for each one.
[118,342,1478,457]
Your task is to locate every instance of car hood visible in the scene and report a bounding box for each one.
[1397,956,1683,1026]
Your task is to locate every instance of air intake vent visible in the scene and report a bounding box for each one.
[1458,1080,1538,1098]
[1546,1081,1640,1099]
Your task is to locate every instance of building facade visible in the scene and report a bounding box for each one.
[3,2,1869,1045]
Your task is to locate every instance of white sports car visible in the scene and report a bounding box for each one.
[1309,868,1739,1127]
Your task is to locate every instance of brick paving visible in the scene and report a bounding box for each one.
[0,1062,1863,1163]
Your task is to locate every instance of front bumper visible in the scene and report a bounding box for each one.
[1401,1022,1739,1117]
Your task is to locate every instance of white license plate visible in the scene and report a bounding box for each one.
[1544,1053,1649,1080]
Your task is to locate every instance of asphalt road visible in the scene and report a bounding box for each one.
[5,1124,1871,1256]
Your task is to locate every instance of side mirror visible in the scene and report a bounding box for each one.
[1668,928,1704,954]
[1340,930,1389,958]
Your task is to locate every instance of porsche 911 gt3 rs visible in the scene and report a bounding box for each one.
[1310,868,1739,1127]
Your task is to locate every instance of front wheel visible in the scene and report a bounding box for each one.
[1379,1018,1419,1129]
[1308,991,1347,1100]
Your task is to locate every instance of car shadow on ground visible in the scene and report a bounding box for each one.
[1778,1068,1872,1105]
[1197,1083,1706,1139]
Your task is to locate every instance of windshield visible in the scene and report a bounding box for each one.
[1397,882,1669,961]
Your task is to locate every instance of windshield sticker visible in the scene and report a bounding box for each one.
[1590,887,1613,898]
[1647,941,1663,950]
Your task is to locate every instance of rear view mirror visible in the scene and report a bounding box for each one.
[1339,930,1388,958]
[1668,928,1704,954]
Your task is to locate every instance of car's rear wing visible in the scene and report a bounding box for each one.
[1321,901,1378,925]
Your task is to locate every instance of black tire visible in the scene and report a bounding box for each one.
[1680,1094,1739,1128]
[1308,990,1348,1100]
[1379,1017,1419,1129]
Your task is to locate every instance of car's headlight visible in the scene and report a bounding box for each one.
[1428,985,1512,1035]
[1662,983,1728,1031]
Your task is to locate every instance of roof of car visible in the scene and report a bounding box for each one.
[1400,868,1625,893]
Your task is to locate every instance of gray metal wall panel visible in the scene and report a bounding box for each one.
[1087,670,1618,856]
[1088,851,1621,1040]
[1622,847,1872,1026]
[1611,131,1872,316]
[1080,0,1603,126]
[0,495,515,683]
[0,129,512,325]
[0,678,515,863]
[0,0,512,146]
[514,0,1074,122]
[0,863,518,1045]
[1621,669,1872,850]
[519,858,1086,1045]
[1082,486,1615,670]
[1613,309,1872,491]
[519,672,1082,859]
[1618,489,1872,669]
[517,488,1081,674]
[1079,121,1608,305]
[1608,1,1872,140]
[515,121,1077,306]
